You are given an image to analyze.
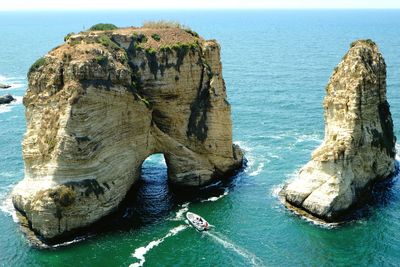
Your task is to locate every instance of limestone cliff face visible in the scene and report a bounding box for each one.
[282,40,396,221]
[12,27,243,240]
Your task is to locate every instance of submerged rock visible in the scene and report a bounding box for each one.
[281,40,396,222]
[12,26,243,241]
[0,94,15,104]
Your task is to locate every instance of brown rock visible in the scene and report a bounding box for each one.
[281,40,396,222]
[12,26,243,241]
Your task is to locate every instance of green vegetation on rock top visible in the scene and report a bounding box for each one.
[64,32,74,42]
[89,23,118,31]
[151,33,161,41]
[97,35,120,50]
[350,39,376,48]
[28,57,46,77]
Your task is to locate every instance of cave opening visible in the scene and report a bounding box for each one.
[134,153,173,223]
[108,153,174,230]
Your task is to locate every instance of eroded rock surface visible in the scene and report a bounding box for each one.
[282,40,396,221]
[12,27,243,240]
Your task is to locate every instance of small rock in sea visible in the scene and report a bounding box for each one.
[0,94,15,105]
[0,83,12,89]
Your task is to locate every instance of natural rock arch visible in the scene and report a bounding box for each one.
[12,26,243,241]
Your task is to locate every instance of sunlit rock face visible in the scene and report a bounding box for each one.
[12,27,243,240]
[282,40,396,222]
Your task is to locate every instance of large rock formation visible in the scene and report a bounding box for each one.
[282,40,396,222]
[12,26,243,240]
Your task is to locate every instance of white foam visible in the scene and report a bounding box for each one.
[170,202,190,221]
[249,162,264,176]
[234,141,266,177]
[205,231,265,267]
[395,143,400,161]
[201,190,229,202]
[129,225,188,267]
[0,96,23,114]
[0,75,27,90]
[271,183,284,198]
[0,105,12,114]
[294,133,323,144]
[51,236,88,248]
[0,194,18,222]
[10,83,26,89]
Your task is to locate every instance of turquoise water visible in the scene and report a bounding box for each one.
[1,10,400,266]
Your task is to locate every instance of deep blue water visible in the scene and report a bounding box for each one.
[1,10,400,266]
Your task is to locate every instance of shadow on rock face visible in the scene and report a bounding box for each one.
[344,164,400,223]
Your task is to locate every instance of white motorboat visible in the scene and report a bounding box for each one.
[186,212,209,231]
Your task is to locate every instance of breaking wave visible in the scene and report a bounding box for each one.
[0,75,26,90]
[0,190,18,222]
[235,141,266,177]
[0,96,23,114]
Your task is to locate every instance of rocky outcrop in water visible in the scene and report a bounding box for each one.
[0,83,11,89]
[281,40,396,222]
[0,94,15,104]
[12,26,243,241]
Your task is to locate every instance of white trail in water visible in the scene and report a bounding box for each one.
[129,225,188,267]
[201,189,229,202]
[204,231,265,267]
[170,202,190,221]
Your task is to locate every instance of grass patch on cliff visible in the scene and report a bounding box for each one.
[151,33,161,41]
[159,41,199,52]
[142,20,199,37]
[97,34,120,50]
[95,55,108,66]
[132,32,148,43]
[28,57,46,77]
[89,23,118,31]
[64,32,74,42]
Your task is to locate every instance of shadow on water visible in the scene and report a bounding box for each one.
[41,155,247,248]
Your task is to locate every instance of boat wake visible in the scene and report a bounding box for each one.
[170,202,190,221]
[204,231,265,267]
[201,189,229,202]
[129,225,188,267]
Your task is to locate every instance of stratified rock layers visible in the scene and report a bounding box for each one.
[282,40,396,221]
[12,27,243,240]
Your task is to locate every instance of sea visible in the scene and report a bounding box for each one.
[1,10,400,266]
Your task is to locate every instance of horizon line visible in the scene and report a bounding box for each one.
[2,7,400,11]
